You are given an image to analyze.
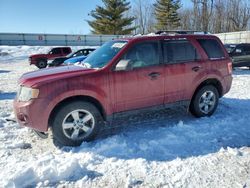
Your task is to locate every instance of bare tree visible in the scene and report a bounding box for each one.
[179,8,193,30]
[181,0,250,33]
[132,0,156,34]
[228,0,250,31]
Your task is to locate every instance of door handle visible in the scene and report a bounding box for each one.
[148,72,161,79]
[192,66,202,72]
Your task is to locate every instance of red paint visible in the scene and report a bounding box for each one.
[14,34,233,132]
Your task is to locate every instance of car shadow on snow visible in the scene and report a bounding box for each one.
[0,70,11,74]
[233,68,250,75]
[71,97,250,162]
[0,92,16,100]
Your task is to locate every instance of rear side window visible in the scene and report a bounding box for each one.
[63,48,70,54]
[50,48,61,55]
[75,50,84,56]
[239,45,250,55]
[83,50,88,56]
[163,39,200,64]
[197,39,225,59]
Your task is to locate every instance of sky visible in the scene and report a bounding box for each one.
[0,0,191,35]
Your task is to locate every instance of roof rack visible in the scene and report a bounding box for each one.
[155,30,210,35]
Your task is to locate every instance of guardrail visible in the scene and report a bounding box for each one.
[1,31,249,46]
[0,33,126,46]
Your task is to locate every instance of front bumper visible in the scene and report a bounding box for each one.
[13,98,49,132]
[29,58,36,65]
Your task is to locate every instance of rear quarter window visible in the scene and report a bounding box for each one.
[63,48,71,54]
[197,39,225,59]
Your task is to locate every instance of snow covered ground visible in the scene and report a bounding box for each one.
[0,46,250,188]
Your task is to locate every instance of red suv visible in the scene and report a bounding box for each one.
[14,33,233,146]
[29,47,72,69]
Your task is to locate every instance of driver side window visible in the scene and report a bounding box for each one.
[122,41,159,69]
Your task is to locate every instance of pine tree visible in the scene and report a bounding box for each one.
[154,0,181,31]
[87,0,135,35]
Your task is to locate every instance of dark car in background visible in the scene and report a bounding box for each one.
[29,47,72,69]
[224,44,237,53]
[63,55,87,65]
[48,48,96,67]
[229,43,250,69]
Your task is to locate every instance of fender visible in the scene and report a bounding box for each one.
[190,74,223,101]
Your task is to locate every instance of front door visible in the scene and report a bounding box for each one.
[110,41,165,113]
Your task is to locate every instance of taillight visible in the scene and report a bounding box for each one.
[227,62,232,74]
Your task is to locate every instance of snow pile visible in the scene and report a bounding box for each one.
[0,46,50,62]
[0,46,250,187]
[5,153,90,187]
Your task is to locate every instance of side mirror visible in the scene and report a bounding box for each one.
[235,49,242,54]
[115,59,132,71]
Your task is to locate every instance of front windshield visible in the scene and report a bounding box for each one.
[82,40,127,68]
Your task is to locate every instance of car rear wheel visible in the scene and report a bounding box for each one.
[190,85,219,117]
[36,60,47,69]
[51,101,103,146]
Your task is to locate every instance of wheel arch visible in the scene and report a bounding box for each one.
[191,78,223,103]
[48,95,106,128]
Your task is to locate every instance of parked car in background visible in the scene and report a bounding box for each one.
[63,55,87,65]
[224,44,237,53]
[229,43,250,69]
[49,48,96,67]
[14,32,232,146]
[29,47,72,69]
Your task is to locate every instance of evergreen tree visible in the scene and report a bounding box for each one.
[154,0,181,30]
[87,0,135,35]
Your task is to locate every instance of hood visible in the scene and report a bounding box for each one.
[19,65,96,87]
[64,55,87,64]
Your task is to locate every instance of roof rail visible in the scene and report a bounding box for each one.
[155,30,210,35]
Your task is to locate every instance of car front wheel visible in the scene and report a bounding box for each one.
[36,60,47,69]
[190,85,219,117]
[51,101,103,146]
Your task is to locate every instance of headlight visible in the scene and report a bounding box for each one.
[18,86,39,102]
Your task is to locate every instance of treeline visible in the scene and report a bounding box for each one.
[87,0,250,35]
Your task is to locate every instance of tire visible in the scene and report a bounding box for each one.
[36,59,47,69]
[51,101,103,146]
[190,85,219,118]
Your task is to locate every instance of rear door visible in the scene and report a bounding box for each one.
[162,38,207,103]
[111,40,165,112]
